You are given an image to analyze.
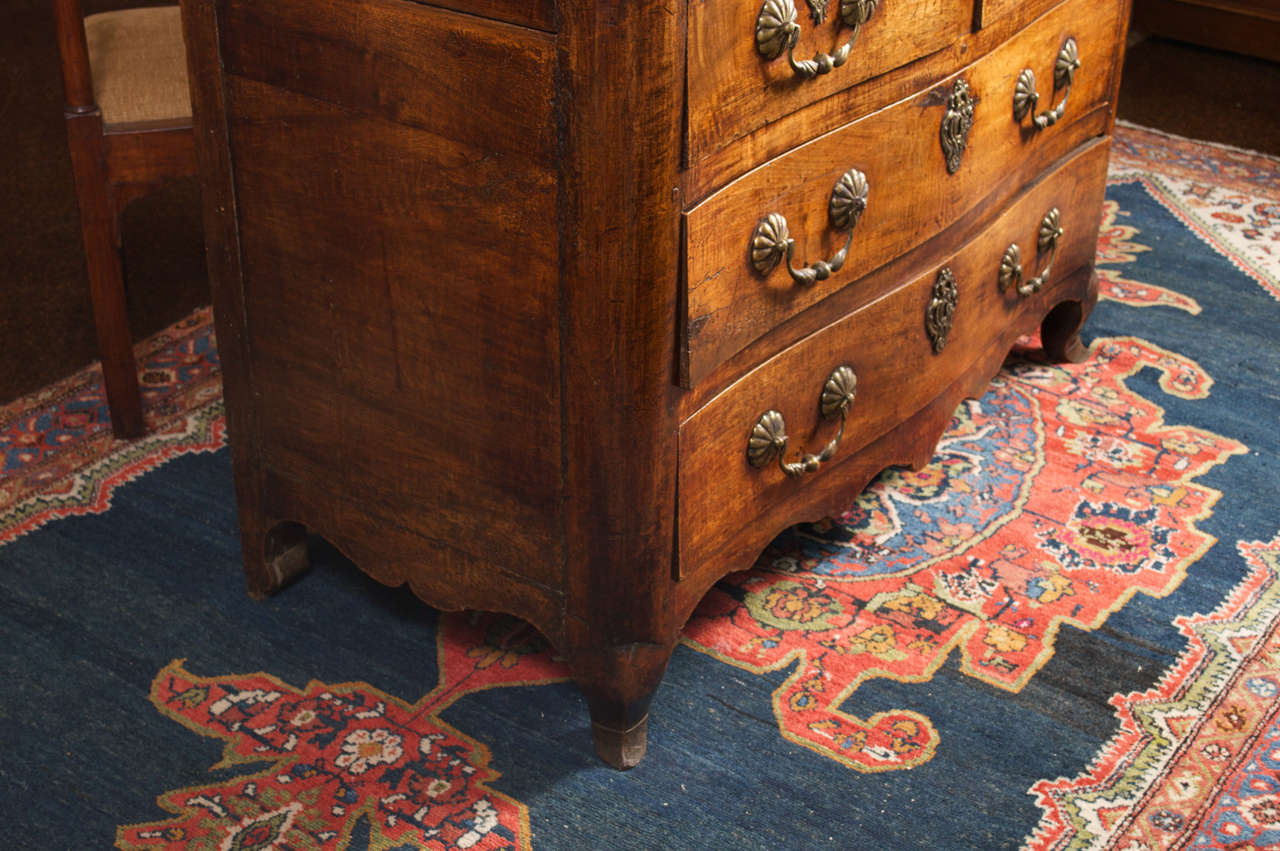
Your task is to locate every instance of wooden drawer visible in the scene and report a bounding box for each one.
[682,0,1124,385]
[677,137,1110,582]
[687,0,971,162]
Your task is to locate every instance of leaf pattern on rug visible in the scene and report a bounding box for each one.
[118,612,564,851]
[682,338,1246,772]
[1095,199,1201,314]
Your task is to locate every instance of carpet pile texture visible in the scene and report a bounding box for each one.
[2,123,1278,849]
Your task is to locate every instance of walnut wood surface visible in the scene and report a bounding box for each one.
[678,138,1110,594]
[975,0,1061,28]
[556,0,686,765]
[183,0,276,595]
[103,124,196,209]
[1159,0,1279,19]
[682,1,1130,200]
[687,0,971,163]
[220,10,563,590]
[54,0,95,110]
[683,0,1125,387]
[403,0,554,32]
[217,0,557,164]
[64,111,146,438]
[183,0,1127,768]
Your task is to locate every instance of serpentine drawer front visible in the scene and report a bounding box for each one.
[682,0,1125,386]
[678,139,1110,584]
[183,0,1131,769]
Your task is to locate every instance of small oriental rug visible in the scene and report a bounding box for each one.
[1,123,1278,850]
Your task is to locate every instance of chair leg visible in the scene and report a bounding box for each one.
[66,113,144,438]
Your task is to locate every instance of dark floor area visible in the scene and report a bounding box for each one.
[1,7,1277,404]
[1117,36,1280,154]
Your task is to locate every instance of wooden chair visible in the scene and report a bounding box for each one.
[53,1,197,438]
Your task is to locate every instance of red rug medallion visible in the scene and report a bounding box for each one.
[682,337,1244,771]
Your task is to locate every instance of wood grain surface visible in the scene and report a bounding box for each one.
[218,0,557,163]
[1132,0,1280,62]
[682,0,1131,199]
[687,0,971,163]
[976,0,1061,28]
[683,0,1125,386]
[677,138,1110,590]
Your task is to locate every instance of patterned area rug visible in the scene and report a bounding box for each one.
[2,124,1278,850]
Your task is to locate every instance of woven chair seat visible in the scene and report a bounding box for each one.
[84,6,190,126]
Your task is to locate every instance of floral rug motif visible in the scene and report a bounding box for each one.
[0,307,224,545]
[117,615,564,850]
[1110,123,1280,302]
[1095,199,1200,315]
[1028,534,1280,851]
[682,338,1244,772]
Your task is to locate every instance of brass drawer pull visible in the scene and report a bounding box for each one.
[1013,37,1079,130]
[755,0,879,81]
[750,167,869,286]
[748,365,857,477]
[999,208,1063,297]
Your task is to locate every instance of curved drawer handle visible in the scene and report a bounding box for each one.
[748,365,858,477]
[755,0,879,81]
[1013,37,1080,130]
[998,208,1063,297]
[750,168,869,286]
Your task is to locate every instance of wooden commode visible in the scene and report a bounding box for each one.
[181,0,1131,767]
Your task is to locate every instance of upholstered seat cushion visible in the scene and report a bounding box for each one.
[84,6,191,126]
